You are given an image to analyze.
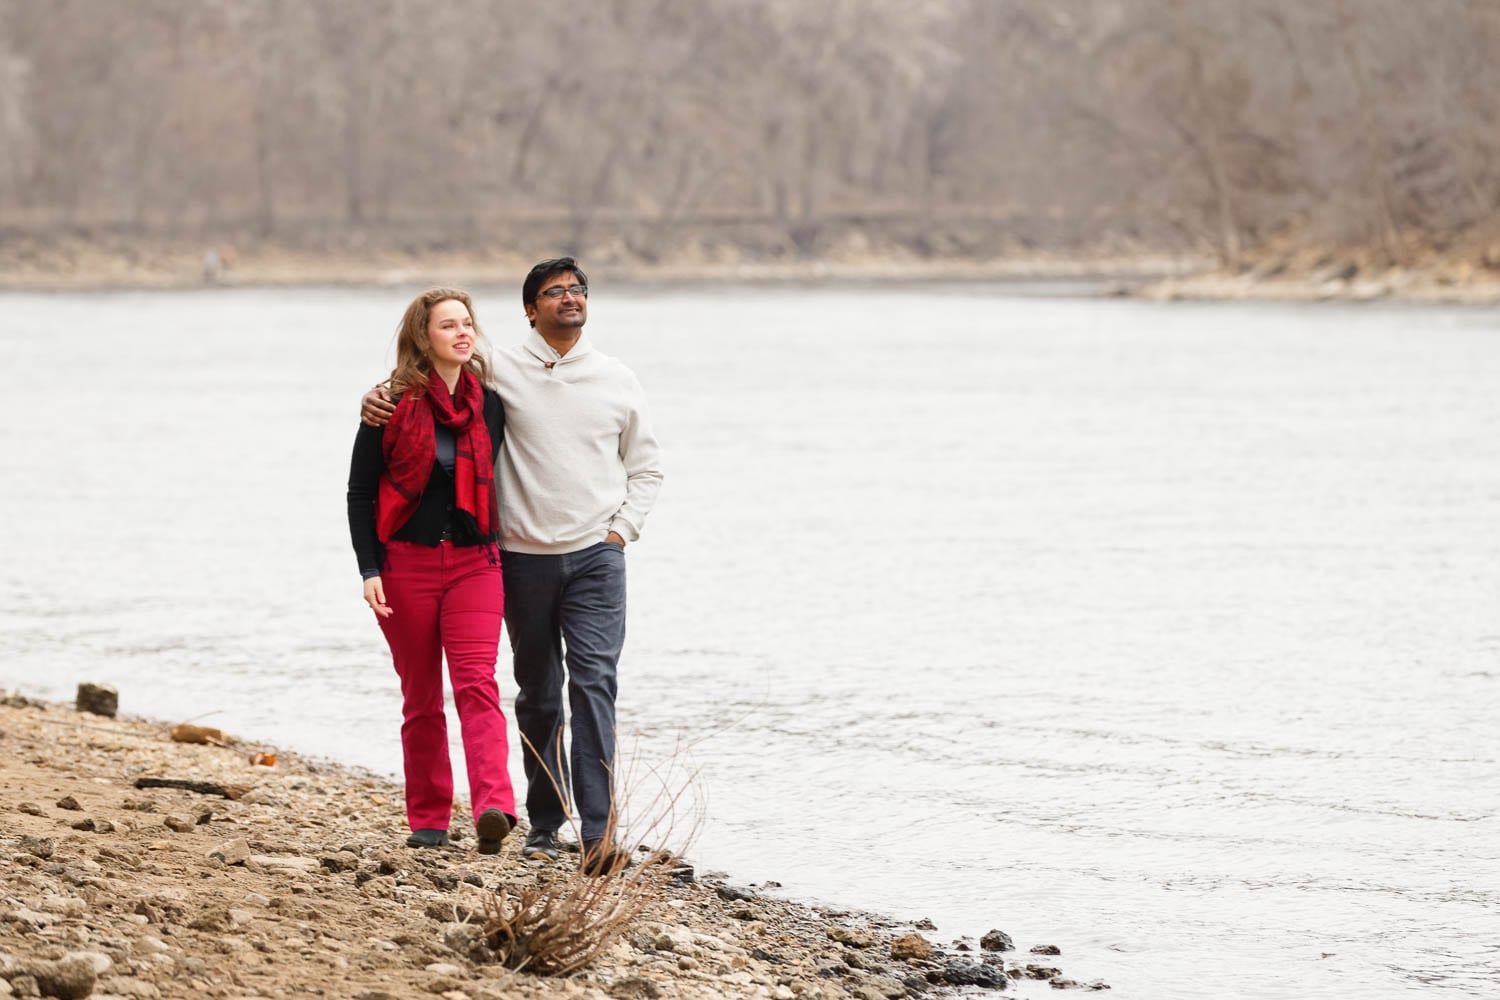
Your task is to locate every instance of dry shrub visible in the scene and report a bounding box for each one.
[480,735,700,976]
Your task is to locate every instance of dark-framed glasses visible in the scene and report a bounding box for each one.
[539,284,588,300]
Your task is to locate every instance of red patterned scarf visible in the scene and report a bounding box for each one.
[375,369,494,542]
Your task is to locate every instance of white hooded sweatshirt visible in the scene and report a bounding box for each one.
[491,330,663,555]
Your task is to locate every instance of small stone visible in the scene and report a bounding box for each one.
[1030,944,1061,955]
[606,976,662,1000]
[442,923,484,957]
[1026,965,1062,979]
[55,796,82,812]
[652,929,694,955]
[248,854,319,873]
[67,953,112,977]
[676,956,698,970]
[423,962,464,977]
[980,929,1015,952]
[75,682,119,717]
[207,838,250,866]
[17,802,45,817]
[38,895,87,916]
[163,815,195,833]
[98,979,161,998]
[912,917,937,930]
[18,836,54,859]
[867,977,910,999]
[827,926,875,949]
[715,883,755,901]
[890,933,934,961]
[69,817,96,832]
[189,908,233,932]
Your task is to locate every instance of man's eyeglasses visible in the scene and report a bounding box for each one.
[539,284,588,300]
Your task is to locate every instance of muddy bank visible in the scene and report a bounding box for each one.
[1134,239,1500,305]
[0,694,1103,999]
[0,232,1190,293]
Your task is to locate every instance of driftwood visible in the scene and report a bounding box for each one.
[132,778,248,800]
[169,723,230,746]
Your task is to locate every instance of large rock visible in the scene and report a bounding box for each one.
[980,929,1015,952]
[931,960,1009,989]
[8,952,108,1000]
[890,934,934,961]
[75,683,118,718]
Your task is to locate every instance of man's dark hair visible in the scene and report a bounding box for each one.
[522,257,589,327]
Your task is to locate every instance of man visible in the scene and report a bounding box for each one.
[363,258,663,874]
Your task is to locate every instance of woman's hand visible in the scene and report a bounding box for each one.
[364,576,392,618]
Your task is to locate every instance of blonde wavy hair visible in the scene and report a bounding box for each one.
[386,287,492,398]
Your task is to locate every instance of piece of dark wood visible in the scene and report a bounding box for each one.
[132,777,248,800]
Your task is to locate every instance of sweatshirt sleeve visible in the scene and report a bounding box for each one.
[346,421,386,578]
[608,371,664,543]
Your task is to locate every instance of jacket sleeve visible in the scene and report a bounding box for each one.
[608,372,664,543]
[346,421,386,578]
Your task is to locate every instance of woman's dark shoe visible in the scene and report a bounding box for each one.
[522,827,561,863]
[475,809,513,855]
[580,839,631,877]
[405,828,450,849]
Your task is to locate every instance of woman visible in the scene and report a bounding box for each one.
[346,287,516,852]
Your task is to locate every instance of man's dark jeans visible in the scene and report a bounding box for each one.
[502,541,626,843]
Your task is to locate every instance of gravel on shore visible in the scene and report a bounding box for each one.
[0,694,1102,999]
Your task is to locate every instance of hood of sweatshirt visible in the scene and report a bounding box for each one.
[523,330,595,367]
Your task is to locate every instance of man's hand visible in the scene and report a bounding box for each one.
[364,577,392,618]
[605,531,626,548]
[361,386,396,427]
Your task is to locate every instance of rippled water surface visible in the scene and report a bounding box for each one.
[2,285,1498,999]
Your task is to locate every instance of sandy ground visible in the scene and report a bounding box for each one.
[0,694,1102,999]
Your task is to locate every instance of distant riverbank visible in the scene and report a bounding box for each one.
[0,234,1190,294]
[5,236,1499,305]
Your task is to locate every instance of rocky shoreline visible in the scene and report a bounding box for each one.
[0,693,1105,999]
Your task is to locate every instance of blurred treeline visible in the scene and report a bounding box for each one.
[2,0,1497,267]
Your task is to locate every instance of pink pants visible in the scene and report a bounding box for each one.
[377,540,516,831]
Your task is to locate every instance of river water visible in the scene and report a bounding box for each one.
[1,284,1497,999]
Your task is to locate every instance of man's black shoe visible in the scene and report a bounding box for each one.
[475,809,513,855]
[581,839,631,877]
[522,827,561,862]
[405,828,450,849]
